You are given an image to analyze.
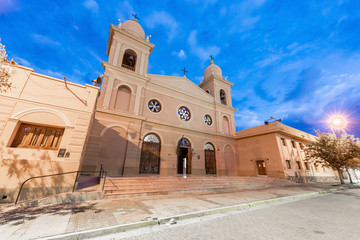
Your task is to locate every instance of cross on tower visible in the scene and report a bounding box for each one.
[181,67,188,76]
[132,13,139,20]
[210,55,214,60]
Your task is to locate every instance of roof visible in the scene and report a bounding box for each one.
[235,122,315,141]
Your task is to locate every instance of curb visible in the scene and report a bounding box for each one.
[36,186,357,240]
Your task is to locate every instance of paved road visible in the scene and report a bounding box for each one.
[96,189,360,240]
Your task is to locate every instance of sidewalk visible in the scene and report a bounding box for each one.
[0,183,356,240]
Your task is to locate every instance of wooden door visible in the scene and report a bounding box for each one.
[256,160,267,175]
[205,149,216,174]
[140,142,160,174]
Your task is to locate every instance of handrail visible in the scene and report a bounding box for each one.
[15,170,107,204]
[105,176,119,190]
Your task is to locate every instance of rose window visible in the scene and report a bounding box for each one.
[204,114,212,126]
[148,100,161,113]
[178,106,191,121]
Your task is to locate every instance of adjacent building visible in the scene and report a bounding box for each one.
[0,65,99,202]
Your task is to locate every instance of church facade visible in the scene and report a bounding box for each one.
[80,19,238,177]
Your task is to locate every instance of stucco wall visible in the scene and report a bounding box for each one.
[0,65,98,202]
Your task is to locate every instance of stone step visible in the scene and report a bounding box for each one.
[103,176,295,199]
[104,183,288,194]
[103,180,287,190]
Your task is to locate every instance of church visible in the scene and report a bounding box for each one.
[80,18,238,177]
[0,17,343,203]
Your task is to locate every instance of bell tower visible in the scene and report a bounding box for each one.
[98,18,155,112]
[199,59,236,135]
[105,18,154,75]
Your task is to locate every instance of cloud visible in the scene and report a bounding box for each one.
[0,0,19,15]
[284,67,321,101]
[84,0,99,12]
[229,0,267,32]
[255,54,281,67]
[254,82,276,102]
[13,56,31,67]
[41,69,65,79]
[172,49,187,59]
[145,11,179,42]
[235,109,262,129]
[219,7,227,16]
[116,1,134,21]
[88,49,104,63]
[187,30,220,62]
[32,34,60,47]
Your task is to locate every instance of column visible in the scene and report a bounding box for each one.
[102,76,115,109]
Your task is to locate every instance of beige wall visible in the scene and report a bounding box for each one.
[81,110,238,177]
[0,65,99,202]
[236,122,339,182]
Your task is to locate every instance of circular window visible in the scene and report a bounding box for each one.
[148,99,161,113]
[178,106,191,121]
[204,114,212,126]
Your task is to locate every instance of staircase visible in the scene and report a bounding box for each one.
[104,176,296,199]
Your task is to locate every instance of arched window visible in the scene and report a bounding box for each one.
[204,143,215,150]
[121,49,137,71]
[114,85,131,112]
[220,89,227,105]
[143,133,160,143]
[140,133,161,174]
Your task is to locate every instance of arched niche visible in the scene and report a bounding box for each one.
[222,116,230,135]
[224,144,236,175]
[114,85,132,112]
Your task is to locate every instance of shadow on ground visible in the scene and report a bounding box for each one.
[0,202,102,226]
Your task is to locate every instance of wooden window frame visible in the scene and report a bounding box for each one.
[296,161,302,169]
[11,123,64,150]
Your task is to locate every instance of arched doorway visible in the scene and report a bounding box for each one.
[204,143,216,174]
[177,137,191,174]
[139,133,161,174]
[225,145,236,175]
[99,127,127,176]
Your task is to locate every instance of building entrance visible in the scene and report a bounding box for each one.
[177,138,191,174]
[139,133,161,174]
[256,160,267,175]
[204,143,216,174]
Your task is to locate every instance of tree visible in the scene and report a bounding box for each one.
[305,131,360,184]
[0,39,16,92]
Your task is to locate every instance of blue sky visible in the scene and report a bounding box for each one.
[1,0,360,137]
